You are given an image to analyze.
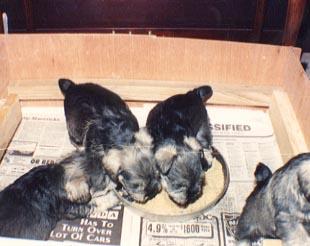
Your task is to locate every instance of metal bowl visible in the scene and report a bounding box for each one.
[114,147,230,222]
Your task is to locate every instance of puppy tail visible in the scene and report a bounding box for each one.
[59,78,75,96]
[254,162,272,186]
[193,85,213,102]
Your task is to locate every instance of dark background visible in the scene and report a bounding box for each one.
[1,0,309,51]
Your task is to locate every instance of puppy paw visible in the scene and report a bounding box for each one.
[121,192,134,203]
[235,240,252,246]
[65,177,91,203]
[90,190,120,213]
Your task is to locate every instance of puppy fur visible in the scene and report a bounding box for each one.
[0,150,116,240]
[146,86,213,206]
[59,79,161,203]
[59,79,139,152]
[236,153,310,246]
[102,128,161,203]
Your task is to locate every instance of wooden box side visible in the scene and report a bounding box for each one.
[280,48,310,150]
[0,36,9,97]
[0,34,308,246]
[1,34,308,151]
[2,34,287,86]
[0,94,22,161]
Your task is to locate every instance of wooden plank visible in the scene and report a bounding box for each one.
[269,90,308,163]
[8,79,273,107]
[291,47,302,58]
[281,48,310,149]
[1,34,289,86]
[20,100,146,108]
[0,94,22,161]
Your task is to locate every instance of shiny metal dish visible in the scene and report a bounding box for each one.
[114,148,230,222]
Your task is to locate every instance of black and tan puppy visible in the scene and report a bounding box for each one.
[0,151,118,240]
[236,153,310,246]
[146,86,213,206]
[59,79,161,203]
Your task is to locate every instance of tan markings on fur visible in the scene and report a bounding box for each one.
[116,133,153,168]
[122,146,144,168]
[184,136,201,151]
[63,158,90,202]
[155,145,177,163]
[102,149,122,175]
[65,176,90,202]
[102,127,154,171]
[63,160,85,181]
[204,149,213,164]
[63,159,90,202]
[134,128,153,147]
[121,146,137,168]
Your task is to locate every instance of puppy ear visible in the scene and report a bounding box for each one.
[184,137,211,170]
[59,78,75,96]
[194,85,213,102]
[155,145,177,175]
[254,162,272,185]
[199,149,212,171]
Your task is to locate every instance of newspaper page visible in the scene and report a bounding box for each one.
[0,104,283,246]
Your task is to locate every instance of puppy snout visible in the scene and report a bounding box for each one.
[187,185,202,203]
[145,181,161,199]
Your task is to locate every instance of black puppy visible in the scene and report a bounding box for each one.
[58,79,139,151]
[59,79,161,203]
[146,86,213,206]
[0,151,116,240]
[236,153,310,246]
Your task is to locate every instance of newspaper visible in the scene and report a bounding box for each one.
[0,104,283,246]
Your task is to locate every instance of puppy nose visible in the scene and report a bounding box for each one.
[155,182,161,192]
[145,181,161,198]
[187,185,201,202]
[193,184,201,194]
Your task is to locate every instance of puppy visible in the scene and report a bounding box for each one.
[146,86,213,206]
[0,151,118,240]
[58,78,139,150]
[59,79,161,203]
[102,128,161,203]
[236,153,310,246]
